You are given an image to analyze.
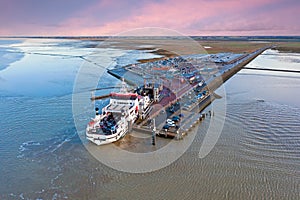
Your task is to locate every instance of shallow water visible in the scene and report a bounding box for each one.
[0,40,299,199]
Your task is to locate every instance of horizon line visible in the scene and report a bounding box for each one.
[1,35,300,38]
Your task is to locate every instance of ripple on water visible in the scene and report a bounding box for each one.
[231,101,300,174]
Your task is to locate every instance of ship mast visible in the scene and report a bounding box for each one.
[120,78,128,93]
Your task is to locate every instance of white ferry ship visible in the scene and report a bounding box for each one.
[86,81,157,145]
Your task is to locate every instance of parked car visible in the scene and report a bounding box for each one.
[169,106,175,113]
[172,116,181,122]
[197,94,203,99]
[163,124,170,130]
[166,119,173,124]
[169,123,176,127]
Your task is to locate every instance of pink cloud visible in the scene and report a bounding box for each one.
[55,0,299,36]
[199,1,300,35]
[74,0,246,35]
[1,0,299,36]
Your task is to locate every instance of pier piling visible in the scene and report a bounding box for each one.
[152,118,156,145]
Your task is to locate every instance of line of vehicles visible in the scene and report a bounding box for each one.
[86,65,208,145]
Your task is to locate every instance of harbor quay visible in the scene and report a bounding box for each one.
[103,46,271,140]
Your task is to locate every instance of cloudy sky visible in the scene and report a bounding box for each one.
[1,0,299,36]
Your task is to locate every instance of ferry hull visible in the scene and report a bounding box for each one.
[86,128,128,145]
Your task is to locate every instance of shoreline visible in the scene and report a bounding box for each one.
[3,36,299,53]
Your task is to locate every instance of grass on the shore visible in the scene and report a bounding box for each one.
[85,37,300,62]
[198,41,269,54]
[272,42,300,53]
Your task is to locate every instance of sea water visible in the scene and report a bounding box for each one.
[0,39,299,199]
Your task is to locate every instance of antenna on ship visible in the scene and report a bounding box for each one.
[120,78,128,93]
